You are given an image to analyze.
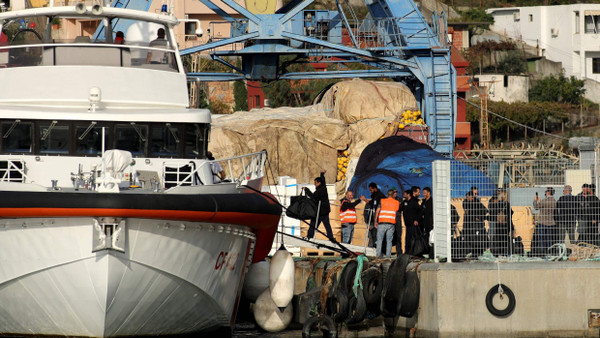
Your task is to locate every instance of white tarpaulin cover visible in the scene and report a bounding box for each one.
[209,79,418,186]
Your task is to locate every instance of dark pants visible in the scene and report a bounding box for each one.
[579,220,598,245]
[307,214,334,240]
[404,225,417,255]
[395,223,404,254]
[558,221,577,244]
[368,226,377,248]
[532,224,557,255]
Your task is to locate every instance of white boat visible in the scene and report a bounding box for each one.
[0,4,281,337]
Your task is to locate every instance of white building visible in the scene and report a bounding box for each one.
[487,5,600,87]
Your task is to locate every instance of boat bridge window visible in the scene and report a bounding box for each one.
[1,120,32,153]
[0,16,179,72]
[40,121,69,154]
[0,119,209,158]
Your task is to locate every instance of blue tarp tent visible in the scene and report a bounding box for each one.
[348,136,496,199]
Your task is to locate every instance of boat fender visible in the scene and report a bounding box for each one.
[381,254,410,317]
[269,246,295,309]
[397,270,420,318]
[485,284,516,318]
[253,288,293,332]
[338,260,358,296]
[302,315,338,338]
[345,289,367,324]
[326,288,349,323]
[242,260,270,302]
[361,267,383,305]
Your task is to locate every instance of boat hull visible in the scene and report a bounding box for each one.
[0,217,258,336]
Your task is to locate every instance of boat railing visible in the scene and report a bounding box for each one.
[0,42,178,71]
[0,159,29,183]
[162,150,268,189]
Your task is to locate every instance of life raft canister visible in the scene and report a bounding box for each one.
[378,197,399,224]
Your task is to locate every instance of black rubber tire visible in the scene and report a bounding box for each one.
[361,267,383,305]
[302,316,320,338]
[338,260,358,296]
[327,288,349,323]
[346,288,367,324]
[485,284,516,318]
[381,254,410,317]
[398,270,420,318]
[321,315,338,338]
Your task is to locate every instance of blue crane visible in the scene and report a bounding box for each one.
[101,0,457,155]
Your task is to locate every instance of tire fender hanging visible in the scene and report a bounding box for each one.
[485,283,516,318]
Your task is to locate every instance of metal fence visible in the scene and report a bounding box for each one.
[433,155,600,262]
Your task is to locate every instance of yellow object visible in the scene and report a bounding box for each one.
[245,0,277,14]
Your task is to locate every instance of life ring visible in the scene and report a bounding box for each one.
[485,284,516,317]
[346,289,367,324]
[361,267,383,305]
[381,254,410,317]
[302,315,338,338]
[326,288,349,323]
[338,260,358,295]
[398,270,420,318]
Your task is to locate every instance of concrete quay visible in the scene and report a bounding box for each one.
[413,261,600,337]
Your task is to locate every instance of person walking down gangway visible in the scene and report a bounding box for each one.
[339,190,362,244]
[304,171,335,242]
[375,189,400,258]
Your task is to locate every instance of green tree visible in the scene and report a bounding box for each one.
[529,74,585,104]
[233,80,248,111]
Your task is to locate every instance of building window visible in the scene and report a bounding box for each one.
[585,15,600,33]
[529,14,533,22]
[593,58,600,74]
[575,12,580,34]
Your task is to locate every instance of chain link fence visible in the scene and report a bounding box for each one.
[433,153,600,262]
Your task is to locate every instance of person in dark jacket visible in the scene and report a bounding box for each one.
[488,188,513,256]
[403,188,424,255]
[421,187,433,257]
[555,185,578,244]
[463,190,488,256]
[361,182,386,248]
[304,171,335,241]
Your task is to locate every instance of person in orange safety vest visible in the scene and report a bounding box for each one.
[375,189,400,257]
[340,190,362,244]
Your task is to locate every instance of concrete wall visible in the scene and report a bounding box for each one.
[585,79,600,104]
[412,261,600,337]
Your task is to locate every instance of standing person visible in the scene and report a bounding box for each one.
[421,187,433,256]
[361,182,386,248]
[488,188,512,256]
[374,189,400,258]
[555,185,578,244]
[114,31,125,44]
[403,188,424,255]
[463,190,488,257]
[533,187,557,255]
[304,171,335,241]
[339,190,361,244]
[412,186,421,201]
[146,28,168,64]
[579,184,600,245]
[206,151,225,183]
[394,189,410,254]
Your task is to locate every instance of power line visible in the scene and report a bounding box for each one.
[459,97,569,140]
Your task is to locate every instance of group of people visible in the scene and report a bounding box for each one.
[460,186,515,257]
[303,174,433,258]
[532,183,600,255]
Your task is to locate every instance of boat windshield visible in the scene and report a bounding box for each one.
[0,119,210,158]
[0,15,179,72]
